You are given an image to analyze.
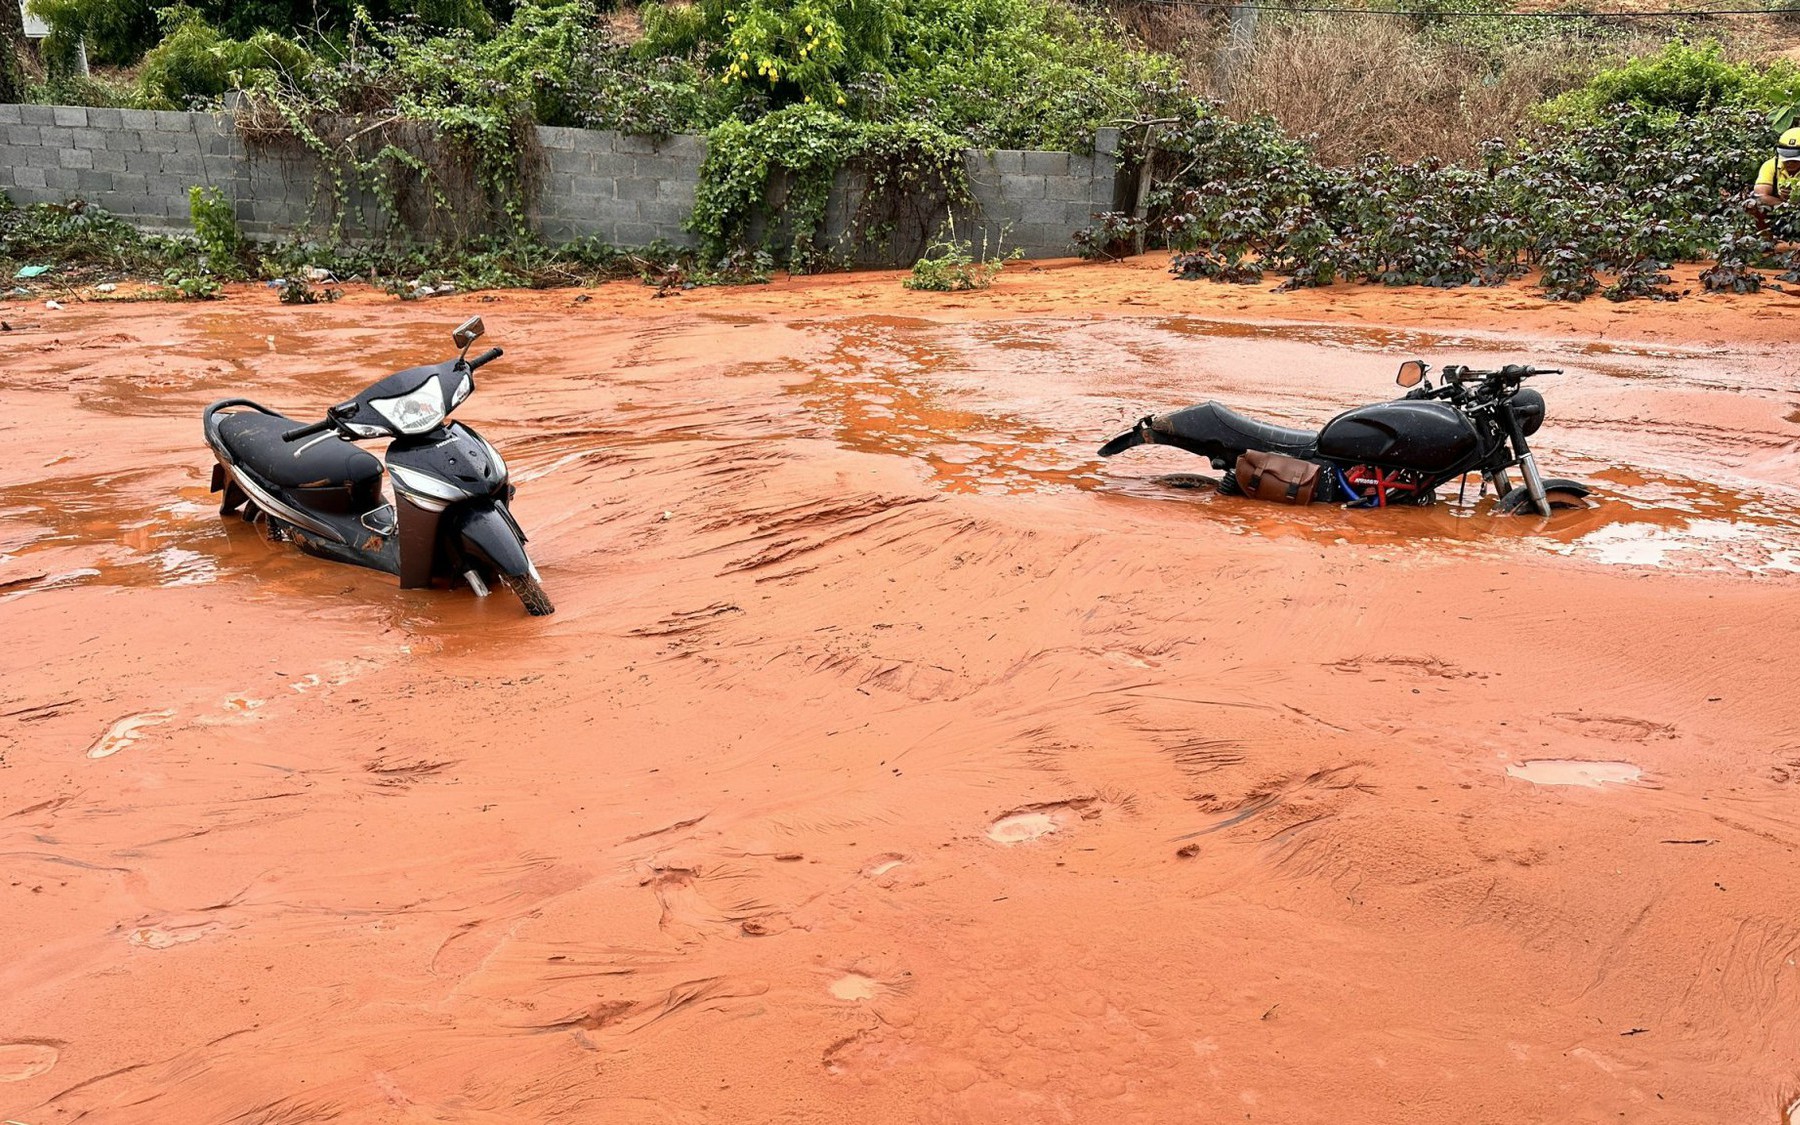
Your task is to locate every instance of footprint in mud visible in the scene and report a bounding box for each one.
[986,798,1103,845]
[864,853,906,878]
[1506,760,1644,788]
[825,960,910,1003]
[0,1041,60,1082]
[987,812,1060,844]
[1549,712,1675,742]
[85,710,176,759]
[829,974,882,1001]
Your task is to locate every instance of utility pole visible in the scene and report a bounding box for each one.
[1212,2,1259,98]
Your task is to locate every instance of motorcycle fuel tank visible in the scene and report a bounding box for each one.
[1316,400,1478,472]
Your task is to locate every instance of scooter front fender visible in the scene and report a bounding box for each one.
[451,502,531,578]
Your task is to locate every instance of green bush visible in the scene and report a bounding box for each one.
[26,0,159,69]
[188,185,250,276]
[634,0,1180,150]
[134,9,315,108]
[904,219,1020,290]
[1144,95,1782,301]
[882,0,1180,151]
[1539,40,1800,126]
[475,0,725,133]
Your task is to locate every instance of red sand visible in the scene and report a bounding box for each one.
[3,258,1798,1124]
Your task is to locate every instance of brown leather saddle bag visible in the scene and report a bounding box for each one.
[1235,450,1322,505]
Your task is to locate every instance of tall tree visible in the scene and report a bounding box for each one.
[0,0,27,103]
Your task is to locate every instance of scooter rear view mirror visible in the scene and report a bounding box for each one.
[453,316,486,351]
[1396,360,1425,387]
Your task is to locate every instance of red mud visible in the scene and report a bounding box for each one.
[2,258,1799,1124]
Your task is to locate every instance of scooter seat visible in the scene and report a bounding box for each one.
[1153,401,1317,458]
[217,411,383,491]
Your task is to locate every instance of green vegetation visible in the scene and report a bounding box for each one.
[1539,39,1800,126]
[903,219,1020,290]
[1107,95,1800,301]
[7,0,1800,301]
[0,193,745,298]
[13,0,1175,272]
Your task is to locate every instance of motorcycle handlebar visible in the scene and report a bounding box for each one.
[468,347,503,370]
[1449,364,1562,382]
[281,418,333,443]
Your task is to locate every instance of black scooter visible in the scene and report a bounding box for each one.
[202,316,553,615]
[1099,360,1592,517]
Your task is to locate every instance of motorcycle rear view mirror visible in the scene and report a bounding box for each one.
[453,316,486,351]
[1396,360,1426,388]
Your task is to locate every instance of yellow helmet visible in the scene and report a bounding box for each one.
[1780,126,1800,160]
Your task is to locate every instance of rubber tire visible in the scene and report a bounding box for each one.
[502,573,556,616]
[1501,487,1592,515]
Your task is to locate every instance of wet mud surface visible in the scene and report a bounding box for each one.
[3,260,1799,1123]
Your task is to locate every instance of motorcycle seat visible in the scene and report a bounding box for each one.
[216,410,383,491]
[1153,401,1317,458]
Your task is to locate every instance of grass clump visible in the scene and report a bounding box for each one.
[903,220,1021,290]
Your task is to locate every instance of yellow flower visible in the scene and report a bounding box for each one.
[740,51,749,61]
[805,22,813,33]
[836,94,846,105]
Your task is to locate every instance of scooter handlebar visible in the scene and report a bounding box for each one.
[281,418,333,443]
[468,347,503,370]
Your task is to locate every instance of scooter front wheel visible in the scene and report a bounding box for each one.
[501,573,556,616]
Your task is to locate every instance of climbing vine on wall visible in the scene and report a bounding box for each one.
[691,105,971,270]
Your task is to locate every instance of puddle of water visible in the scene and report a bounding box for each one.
[1506,760,1643,787]
[1151,315,1473,355]
[0,475,233,591]
[792,316,1800,575]
[792,318,1101,496]
[987,812,1059,844]
[829,974,880,1001]
[1549,517,1800,572]
[866,856,905,877]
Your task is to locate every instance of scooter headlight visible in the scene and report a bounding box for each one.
[370,375,446,435]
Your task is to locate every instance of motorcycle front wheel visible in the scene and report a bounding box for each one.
[501,573,556,616]
[1496,484,1594,515]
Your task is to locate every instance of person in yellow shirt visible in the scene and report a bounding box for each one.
[1746,127,1800,237]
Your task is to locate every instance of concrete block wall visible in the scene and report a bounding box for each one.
[956,127,1121,259]
[1,105,1122,263]
[535,127,705,248]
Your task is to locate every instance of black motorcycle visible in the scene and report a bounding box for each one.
[202,316,553,615]
[1098,360,1592,517]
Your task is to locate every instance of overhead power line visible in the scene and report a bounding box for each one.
[1133,0,1797,16]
